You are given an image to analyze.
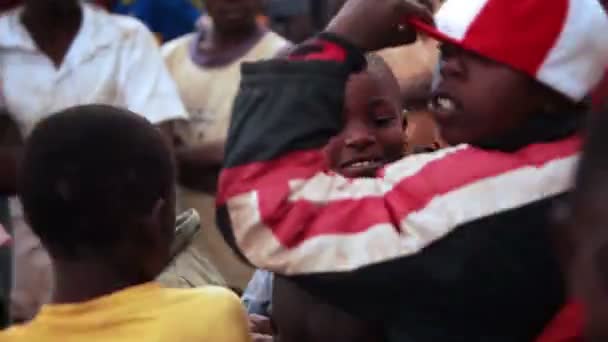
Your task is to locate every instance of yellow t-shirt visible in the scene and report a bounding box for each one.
[0,283,251,342]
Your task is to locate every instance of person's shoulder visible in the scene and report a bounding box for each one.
[0,7,23,48]
[0,323,34,341]
[262,30,292,51]
[88,4,155,42]
[164,286,241,309]
[0,5,19,24]
[174,285,242,307]
[161,33,196,60]
[161,286,248,337]
[250,30,292,59]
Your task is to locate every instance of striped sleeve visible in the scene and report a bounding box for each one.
[217,59,581,276]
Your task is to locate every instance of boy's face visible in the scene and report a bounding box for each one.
[431,43,547,146]
[206,0,259,34]
[326,70,404,178]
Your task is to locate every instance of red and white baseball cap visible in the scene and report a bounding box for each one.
[411,0,608,101]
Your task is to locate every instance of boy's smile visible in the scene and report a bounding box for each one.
[327,58,404,178]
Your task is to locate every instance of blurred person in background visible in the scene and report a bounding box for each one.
[162,0,290,292]
[401,72,444,154]
[0,0,187,323]
[264,0,313,43]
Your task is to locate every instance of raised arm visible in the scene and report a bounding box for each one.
[216,33,578,274]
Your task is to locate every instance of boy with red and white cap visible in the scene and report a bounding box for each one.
[217,0,608,341]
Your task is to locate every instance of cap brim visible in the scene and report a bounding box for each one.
[407,17,461,46]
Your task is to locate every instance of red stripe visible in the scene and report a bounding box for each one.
[217,149,328,205]
[220,136,580,248]
[288,40,347,62]
[264,137,580,248]
[462,0,568,76]
[536,301,583,342]
[409,18,462,46]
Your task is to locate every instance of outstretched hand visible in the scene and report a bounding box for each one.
[326,0,434,52]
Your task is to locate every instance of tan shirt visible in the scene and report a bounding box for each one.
[162,30,290,290]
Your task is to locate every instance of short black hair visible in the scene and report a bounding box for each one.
[18,105,175,260]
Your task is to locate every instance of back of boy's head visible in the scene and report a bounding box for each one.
[19,105,176,261]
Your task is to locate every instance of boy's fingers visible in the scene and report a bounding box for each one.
[249,314,273,334]
[251,334,273,342]
[400,0,435,25]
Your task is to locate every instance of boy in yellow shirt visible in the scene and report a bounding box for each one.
[0,105,251,342]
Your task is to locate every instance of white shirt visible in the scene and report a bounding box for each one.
[0,4,187,137]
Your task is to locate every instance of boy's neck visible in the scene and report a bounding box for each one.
[193,23,265,68]
[51,259,150,304]
[22,1,81,28]
[21,1,82,67]
[207,23,260,49]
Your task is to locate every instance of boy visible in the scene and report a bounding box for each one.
[245,53,402,342]
[265,0,314,43]
[0,0,187,321]
[0,105,251,342]
[217,0,608,341]
[162,0,289,291]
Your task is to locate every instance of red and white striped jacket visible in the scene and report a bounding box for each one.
[217,38,582,341]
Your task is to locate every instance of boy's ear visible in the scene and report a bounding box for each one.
[137,198,170,240]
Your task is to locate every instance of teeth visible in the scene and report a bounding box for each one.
[436,97,455,111]
[350,161,376,168]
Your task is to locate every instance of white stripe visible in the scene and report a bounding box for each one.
[536,0,608,100]
[435,0,489,41]
[227,153,579,275]
[288,145,467,203]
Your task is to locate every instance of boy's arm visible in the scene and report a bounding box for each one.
[118,21,188,126]
[175,142,224,193]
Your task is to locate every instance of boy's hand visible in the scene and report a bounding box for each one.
[251,333,273,342]
[249,314,273,335]
[326,0,434,51]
